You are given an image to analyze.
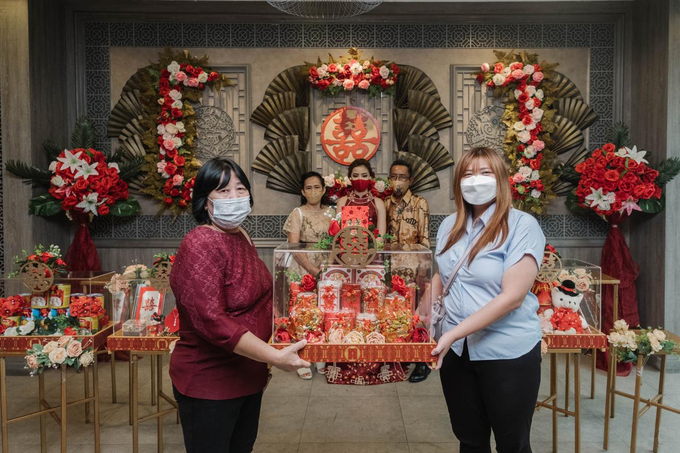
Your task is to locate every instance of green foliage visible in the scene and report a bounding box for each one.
[605,122,630,148]
[71,116,96,149]
[5,160,52,187]
[28,194,63,216]
[110,198,141,217]
[638,195,665,214]
[655,157,680,187]
[42,139,63,161]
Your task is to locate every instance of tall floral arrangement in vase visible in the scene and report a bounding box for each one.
[567,122,680,375]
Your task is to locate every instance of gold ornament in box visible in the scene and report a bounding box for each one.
[149,261,173,293]
[18,261,54,293]
[536,252,562,284]
[331,225,376,268]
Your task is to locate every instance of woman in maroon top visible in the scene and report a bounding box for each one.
[170,158,309,453]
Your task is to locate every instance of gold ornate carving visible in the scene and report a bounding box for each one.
[18,262,54,293]
[330,226,377,269]
[536,252,562,284]
[149,261,173,293]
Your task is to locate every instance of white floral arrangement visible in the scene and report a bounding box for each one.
[25,335,94,376]
[607,320,677,364]
[106,262,150,295]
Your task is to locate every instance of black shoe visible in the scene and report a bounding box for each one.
[409,363,431,383]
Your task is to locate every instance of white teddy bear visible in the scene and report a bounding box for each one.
[541,280,589,335]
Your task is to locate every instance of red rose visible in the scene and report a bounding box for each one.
[171,108,183,118]
[62,196,78,210]
[411,327,429,343]
[518,93,529,103]
[643,184,656,199]
[309,66,319,78]
[328,220,340,236]
[164,197,173,205]
[165,163,177,175]
[170,188,180,197]
[391,275,408,297]
[575,162,587,173]
[74,178,89,192]
[530,159,541,170]
[98,205,110,216]
[161,69,170,78]
[159,78,170,88]
[274,327,291,343]
[494,62,504,74]
[301,274,317,292]
[178,199,188,208]
[166,148,178,159]
[174,156,186,167]
[645,169,659,182]
[476,73,485,84]
[602,143,616,153]
[604,170,620,182]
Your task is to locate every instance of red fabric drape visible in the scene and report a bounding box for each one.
[597,214,638,376]
[65,213,101,272]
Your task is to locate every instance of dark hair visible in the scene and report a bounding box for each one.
[347,158,375,179]
[390,159,412,178]
[299,171,326,206]
[192,158,253,224]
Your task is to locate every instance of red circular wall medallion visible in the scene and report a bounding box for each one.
[321,106,381,166]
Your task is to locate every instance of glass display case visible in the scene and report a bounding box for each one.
[271,242,435,363]
[1,271,114,336]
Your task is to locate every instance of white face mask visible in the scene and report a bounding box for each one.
[208,196,251,230]
[460,175,497,205]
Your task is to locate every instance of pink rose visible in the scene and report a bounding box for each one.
[57,335,73,347]
[511,69,525,80]
[172,174,184,186]
[187,78,199,88]
[513,173,526,183]
[66,340,82,358]
[26,355,38,370]
[174,71,187,82]
[163,139,176,150]
[343,78,355,90]
[533,72,544,83]
[481,63,490,72]
[532,140,545,151]
[48,348,67,365]
[157,161,167,174]
[358,80,370,90]
[328,63,338,73]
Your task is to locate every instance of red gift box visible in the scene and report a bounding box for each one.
[341,283,362,313]
[341,206,369,228]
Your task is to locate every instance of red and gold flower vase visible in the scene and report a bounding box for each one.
[79,316,99,332]
[341,283,362,313]
[318,281,340,312]
[30,292,48,309]
[362,285,384,313]
[48,284,71,309]
[1,316,20,328]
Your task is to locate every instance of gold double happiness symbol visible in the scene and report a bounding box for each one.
[19,261,54,292]
[331,225,377,269]
[149,261,173,293]
[536,252,563,283]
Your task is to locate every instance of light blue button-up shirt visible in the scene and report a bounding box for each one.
[435,203,545,360]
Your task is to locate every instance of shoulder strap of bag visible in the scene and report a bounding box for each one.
[441,222,486,297]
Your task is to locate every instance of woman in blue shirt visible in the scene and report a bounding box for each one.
[431,147,545,453]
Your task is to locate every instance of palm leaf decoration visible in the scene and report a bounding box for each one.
[71,116,96,149]
[605,121,630,149]
[42,140,63,161]
[5,160,52,187]
[655,157,680,187]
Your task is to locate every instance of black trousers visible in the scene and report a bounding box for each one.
[173,385,263,453]
[440,341,542,453]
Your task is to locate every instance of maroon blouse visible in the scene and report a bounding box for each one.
[169,226,273,400]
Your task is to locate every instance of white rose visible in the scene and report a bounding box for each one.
[379,65,390,79]
[525,99,535,110]
[531,170,540,181]
[43,341,59,354]
[176,122,186,133]
[172,137,183,148]
[156,124,166,135]
[532,108,544,121]
[514,89,523,99]
[169,90,182,101]
[162,132,174,141]
[3,327,18,337]
[157,98,165,105]
[165,123,178,135]
[323,175,336,187]
[576,278,590,293]
[501,67,511,77]
[525,122,537,131]
[197,72,208,83]
[350,62,363,76]
[172,100,183,109]
[48,347,67,365]
[517,130,531,143]
[332,79,343,87]
[19,321,35,336]
[167,61,180,74]
[519,166,532,177]
[574,268,587,277]
[513,121,525,131]
[614,319,629,332]
[536,89,545,100]
[526,85,537,96]
[107,162,120,173]
[79,350,94,367]
[531,189,542,199]
[524,146,537,158]
[374,180,385,192]
[653,329,666,342]
[524,64,535,76]
[317,65,327,78]
[608,331,622,346]
[648,335,662,353]
[481,63,491,72]
[363,60,371,69]
[492,74,506,86]
[51,175,65,188]
[49,161,57,173]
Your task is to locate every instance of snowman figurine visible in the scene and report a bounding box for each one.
[542,280,589,334]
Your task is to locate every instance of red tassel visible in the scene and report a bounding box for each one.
[596,214,638,376]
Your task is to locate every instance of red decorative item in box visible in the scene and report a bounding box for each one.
[362,285,384,313]
[336,309,356,332]
[341,283,361,312]
[356,265,386,286]
[385,292,407,311]
[318,281,340,312]
[288,282,302,311]
[295,292,318,309]
[324,311,339,333]
[341,205,369,228]
[147,322,163,336]
[290,305,323,341]
[320,266,353,283]
[356,313,378,336]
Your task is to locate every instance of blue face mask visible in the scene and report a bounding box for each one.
[208,196,251,230]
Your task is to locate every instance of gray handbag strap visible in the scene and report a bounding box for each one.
[441,222,486,297]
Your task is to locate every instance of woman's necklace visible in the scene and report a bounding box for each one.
[348,191,373,205]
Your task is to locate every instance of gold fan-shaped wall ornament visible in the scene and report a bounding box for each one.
[394,65,441,109]
[108,90,144,137]
[549,72,583,101]
[555,98,599,131]
[393,109,439,150]
[266,152,311,195]
[406,90,453,131]
[264,66,310,107]
[407,135,454,172]
[252,135,300,176]
[551,115,585,155]
[264,107,310,151]
[250,92,297,128]
[395,151,440,193]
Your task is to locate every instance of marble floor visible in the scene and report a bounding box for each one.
[1,353,679,453]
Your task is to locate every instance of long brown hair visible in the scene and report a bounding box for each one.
[440,147,513,264]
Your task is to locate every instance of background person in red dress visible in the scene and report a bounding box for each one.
[170,158,309,453]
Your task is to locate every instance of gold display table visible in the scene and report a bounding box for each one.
[0,323,113,453]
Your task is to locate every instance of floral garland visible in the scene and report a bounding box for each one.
[608,320,677,364]
[140,49,230,215]
[306,48,399,97]
[8,244,67,278]
[477,51,559,215]
[25,335,94,376]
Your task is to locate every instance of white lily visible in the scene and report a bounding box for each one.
[108,162,120,173]
[620,197,642,216]
[585,187,616,211]
[57,150,84,173]
[76,193,103,215]
[616,145,649,164]
[74,162,99,180]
